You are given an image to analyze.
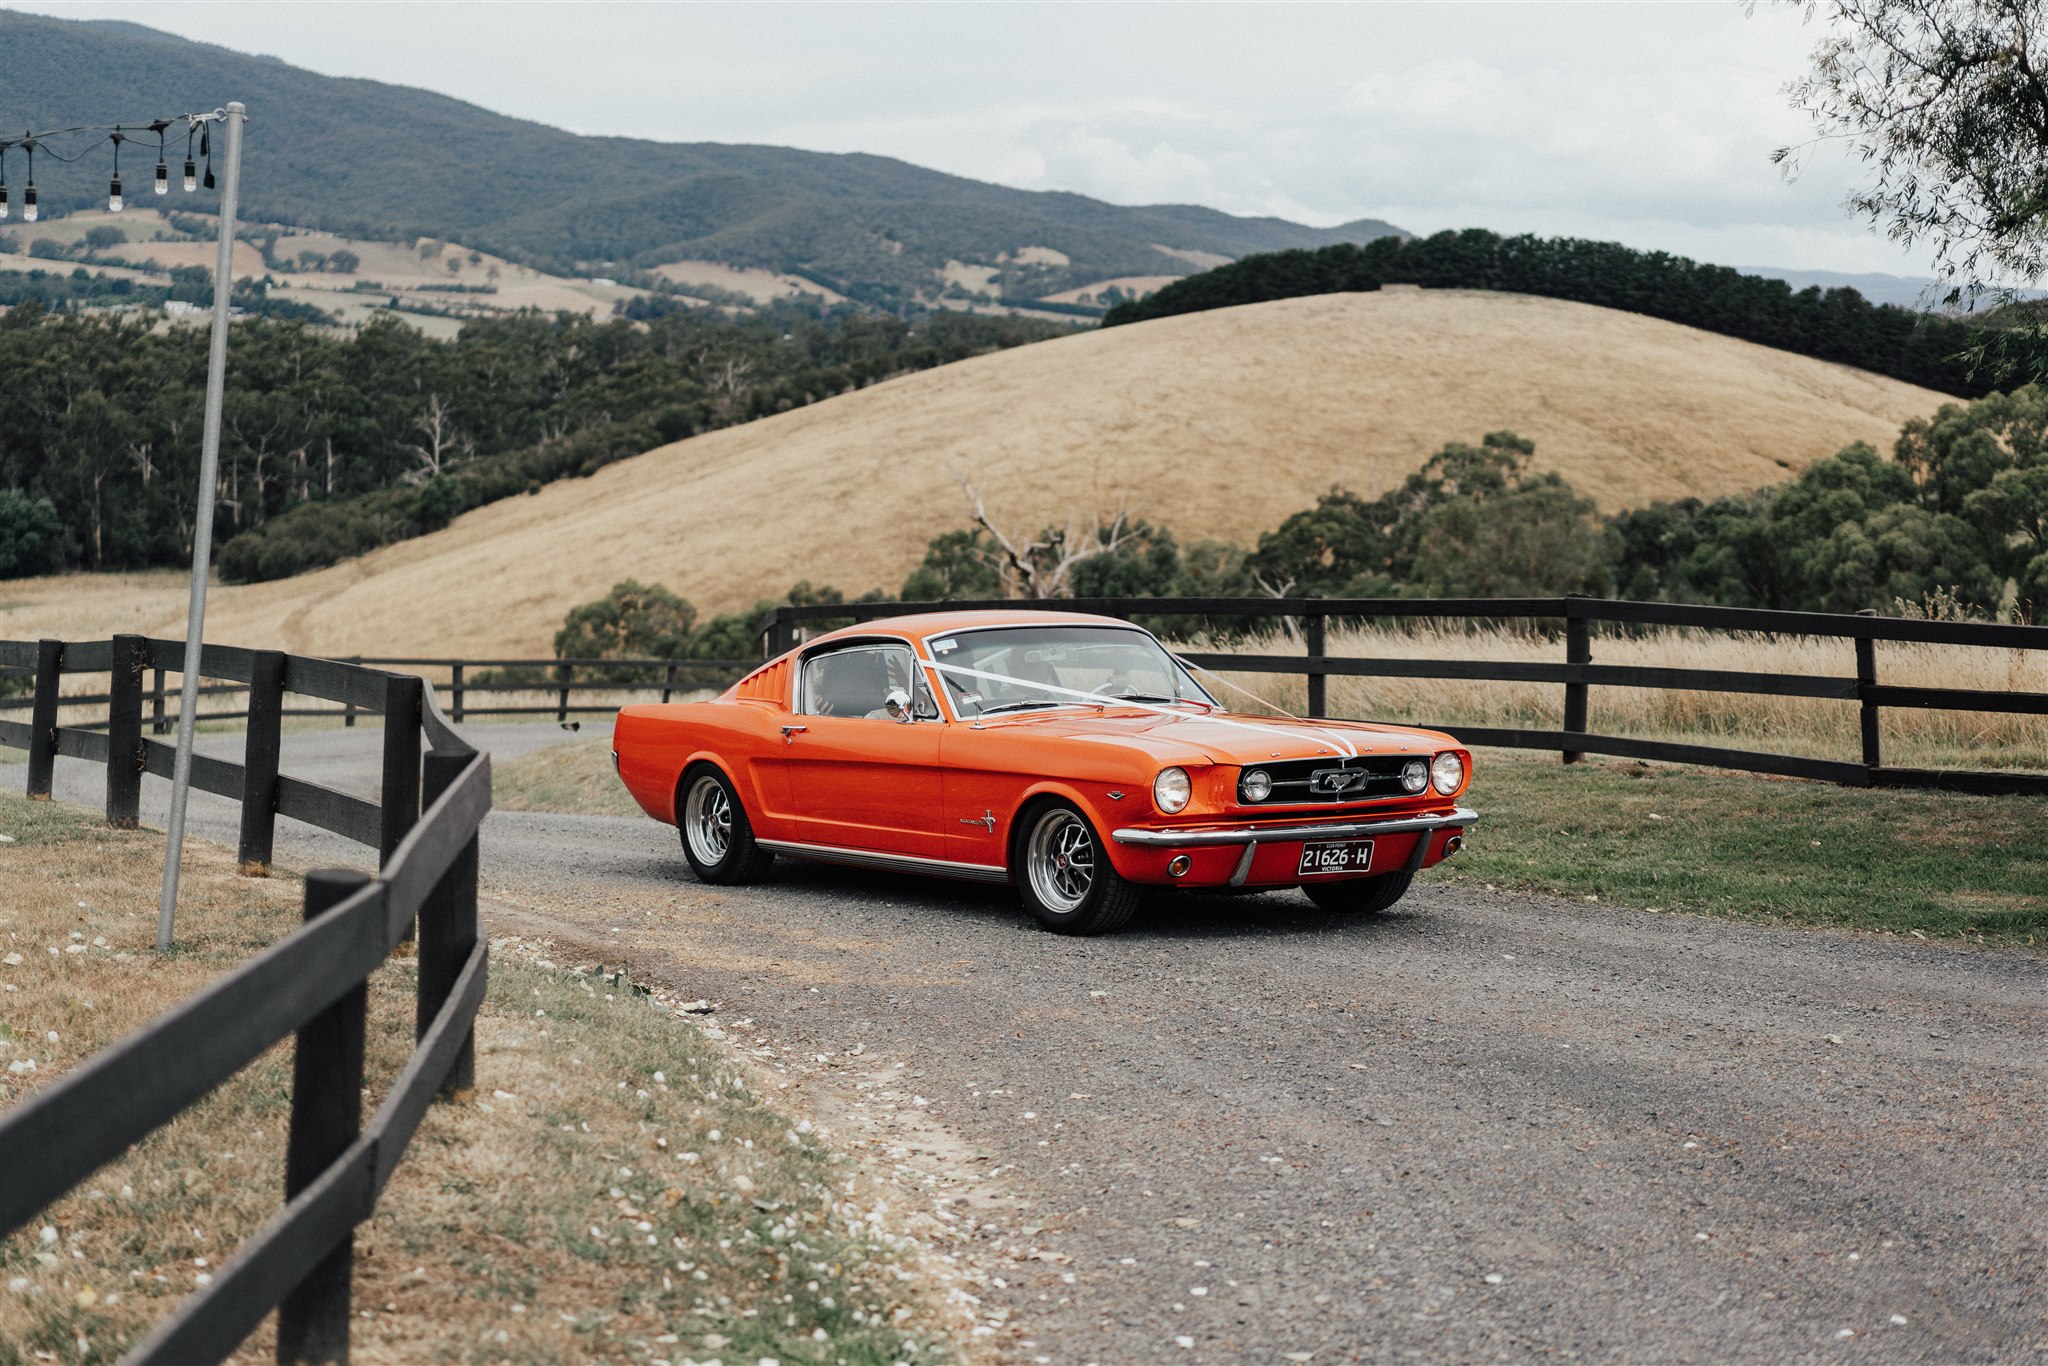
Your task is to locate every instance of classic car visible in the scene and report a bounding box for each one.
[613,609,1475,935]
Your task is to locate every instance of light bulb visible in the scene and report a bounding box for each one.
[0,185,9,222]
[108,176,123,213]
[154,161,169,196]
[23,185,37,223]
[182,158,197,192]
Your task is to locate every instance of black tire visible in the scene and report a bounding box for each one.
[1302,870,1414,915]
[1014,800,1142,935]
[677,764,775,885]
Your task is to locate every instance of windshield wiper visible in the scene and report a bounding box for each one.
[1101,692,1213,708]
[977,700,1069,715]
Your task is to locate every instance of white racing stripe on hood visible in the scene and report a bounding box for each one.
[919,658,1360,759]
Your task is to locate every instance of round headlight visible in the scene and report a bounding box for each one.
[1400,759,1428,794]
[1155,766,1192,814]
[1431,751,1465,795]
[1240,768,1272,803]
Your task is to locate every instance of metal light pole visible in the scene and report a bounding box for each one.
[157,101,245,950]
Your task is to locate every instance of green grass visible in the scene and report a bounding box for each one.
[1445,752,2048,943]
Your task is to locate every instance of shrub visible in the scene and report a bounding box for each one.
[0,490,67,578]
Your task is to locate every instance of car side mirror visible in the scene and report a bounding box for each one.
[883,687,914,722]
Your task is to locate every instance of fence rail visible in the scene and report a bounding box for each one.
[758,595,2048,796]
[0,634,491,1363]
[1,654,757,730]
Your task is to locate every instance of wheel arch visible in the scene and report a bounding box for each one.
[1005,781,1126,878]
[674,753,745,825]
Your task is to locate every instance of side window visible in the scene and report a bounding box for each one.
[802,646,937,719]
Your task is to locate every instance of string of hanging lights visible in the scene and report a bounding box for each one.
[0,109,226,223]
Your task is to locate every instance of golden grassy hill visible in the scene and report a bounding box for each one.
[3,289,1952,660]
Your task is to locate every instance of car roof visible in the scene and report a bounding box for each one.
[803,609,1143,648]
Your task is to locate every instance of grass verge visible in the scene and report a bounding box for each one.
[500,738,2046,944]
[1446,751,2048,943]
[494,737,642,819]
[0,792,965,1364]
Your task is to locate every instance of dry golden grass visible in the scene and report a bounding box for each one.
[0,289,1950,659]
[1187,621,2048,771]
[494,738,643,820]
[0,795,968,1364]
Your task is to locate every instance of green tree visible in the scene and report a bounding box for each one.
[1776,0,2048,379]
[82,225,126,251]
[1403,473,1614,597]
[0,490,66,578]
[554,580,697,676]
[901,529,1002,600]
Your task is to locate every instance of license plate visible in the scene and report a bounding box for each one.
[1298,839,1374,876]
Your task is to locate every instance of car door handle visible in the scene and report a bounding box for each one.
[780,724,808,743]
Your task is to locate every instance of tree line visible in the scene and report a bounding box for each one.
[1102,229,2016,398]
[561,384,2044,668]
[0,305,1067,580]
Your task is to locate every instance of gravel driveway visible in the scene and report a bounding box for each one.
[10,723,2044,1363]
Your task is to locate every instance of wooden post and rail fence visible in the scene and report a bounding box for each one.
[0,596,2042,1355]
[0,637,490,1363]
[759,594,2048,797]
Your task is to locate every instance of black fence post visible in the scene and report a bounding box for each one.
[276,868,370,1365]
[379,674,423,867]
[1303,604,1327,718]
[418,750,479,1099]
[150,665,168,736]
[343,657,361,729]
[556,663,573,724]
[1563,597,1591,765]
[762,607,796,659]
[450,663,465,724]
[238,649,286,875]
[661,663,676,705]
[106,635,146,828]
[1855,609,1882,776]
[25,639,63,800]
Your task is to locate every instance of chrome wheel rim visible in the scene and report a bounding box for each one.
[1026,809,1095,914]
[684,775,734,866]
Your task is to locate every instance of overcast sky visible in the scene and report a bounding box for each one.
[10,1,1930,277]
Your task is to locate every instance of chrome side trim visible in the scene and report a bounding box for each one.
[1112,807,1478,848]
[757,838,1011,884]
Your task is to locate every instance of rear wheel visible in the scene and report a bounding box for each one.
[679,765,774,885]
[1016,802,1141,935]
[1302,870,1414,915]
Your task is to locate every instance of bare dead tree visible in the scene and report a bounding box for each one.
[402,393,473,484]
[948,467,1138,598]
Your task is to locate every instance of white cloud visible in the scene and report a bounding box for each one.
[3,0,1931,274]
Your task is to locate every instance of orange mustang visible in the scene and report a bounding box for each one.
[613,610,1475,935]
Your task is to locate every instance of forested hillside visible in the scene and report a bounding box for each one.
[1104,230,2006,396]
[0,304,1066,581]
[0,11,1401,302]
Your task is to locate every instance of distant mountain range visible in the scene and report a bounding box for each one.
[1734,266,2045,312]
[0,10,1404,304]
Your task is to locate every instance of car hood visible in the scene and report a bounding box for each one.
[971,706,1457,767]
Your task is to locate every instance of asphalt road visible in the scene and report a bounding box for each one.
[10,724,2045,1363]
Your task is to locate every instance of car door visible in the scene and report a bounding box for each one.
[781,642,947,859]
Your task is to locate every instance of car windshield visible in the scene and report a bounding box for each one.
[925,624,1215,719]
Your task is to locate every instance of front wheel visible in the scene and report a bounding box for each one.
[1016,802,1141,935]
[678,765,774,885]
[1302,869,1414,915]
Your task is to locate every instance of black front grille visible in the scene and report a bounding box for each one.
[1240,755,1419,804]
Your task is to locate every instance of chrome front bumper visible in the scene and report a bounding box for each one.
[1111,807,1478,848]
